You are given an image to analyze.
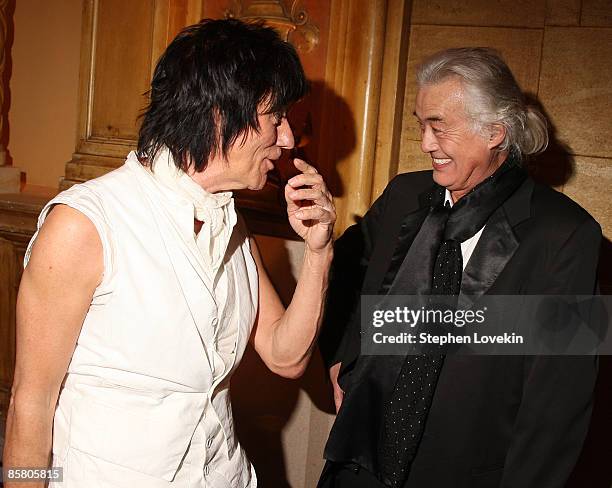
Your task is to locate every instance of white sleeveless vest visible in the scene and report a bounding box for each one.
[26,154,259,487]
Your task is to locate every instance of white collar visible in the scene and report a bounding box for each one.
[444,188,454,207]
[131,148,237,276]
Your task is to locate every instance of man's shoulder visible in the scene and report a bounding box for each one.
[524,179,601,240]
[371,170,434,219]
[386,170,434,195]
[531,180,598,226]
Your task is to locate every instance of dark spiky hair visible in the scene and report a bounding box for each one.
[137,18,308,172]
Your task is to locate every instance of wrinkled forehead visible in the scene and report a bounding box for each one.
[414,77,467,121]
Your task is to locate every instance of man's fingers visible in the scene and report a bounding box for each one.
[287,172,325,189]
[284,158,336,228]
[293,157,318,175]
[293,206,335,224]
[285,182,335,215]
[288,188,332,207]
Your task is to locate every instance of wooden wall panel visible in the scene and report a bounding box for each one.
[539,27,612,159]
[0,194,44,425]
[581,0,612,26]
[0,237,18,417]
[562,156,612,236]
[411,0,546,27]
[64,0,202,188]
[545,0,581,26]
[398,138,429,174]
[90,0,155,140]
[371,0,412,199]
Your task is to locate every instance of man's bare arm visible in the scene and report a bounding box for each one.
[3,205,103,487]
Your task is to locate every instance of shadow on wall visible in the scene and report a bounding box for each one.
[308,78,357,199]
[232,344,334,488]
[523,94,574,188]
[524,95,612,487]
[230,235,335,487]
[270,79,356,202]
[231,232,298,487]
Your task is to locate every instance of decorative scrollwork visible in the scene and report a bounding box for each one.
[224,0,319,54]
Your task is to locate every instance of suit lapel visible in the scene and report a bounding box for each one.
[364,185,434,294]
[460,179,534,305]
[459,208,519,305]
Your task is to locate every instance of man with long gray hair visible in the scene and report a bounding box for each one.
[319,48,601,487]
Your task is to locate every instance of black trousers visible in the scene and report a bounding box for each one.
[318,461,387,488]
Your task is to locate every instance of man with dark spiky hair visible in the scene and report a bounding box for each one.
[4,19,335,488]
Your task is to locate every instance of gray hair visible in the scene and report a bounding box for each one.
[416,47,548,156]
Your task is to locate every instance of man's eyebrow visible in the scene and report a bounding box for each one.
[412,111,443,122]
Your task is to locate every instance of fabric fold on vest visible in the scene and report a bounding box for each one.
[147,147,237,277]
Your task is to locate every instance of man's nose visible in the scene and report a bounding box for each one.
[276,118,295,150]
[420,126,438,153]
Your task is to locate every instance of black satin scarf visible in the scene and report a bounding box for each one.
[379,154,527,487]
[382,154,526,296]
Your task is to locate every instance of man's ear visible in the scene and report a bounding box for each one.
[487,124,506,150]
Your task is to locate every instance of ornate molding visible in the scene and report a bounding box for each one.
[0,0,10,166]
[225,0,319,53]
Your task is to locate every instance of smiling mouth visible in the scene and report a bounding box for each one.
[432,158,452,165]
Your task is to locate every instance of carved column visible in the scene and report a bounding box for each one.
[371,0,411,200]
[0,0,8,167]
[0,0,19,193]
[317,0,396,234]
[225,0,319,51]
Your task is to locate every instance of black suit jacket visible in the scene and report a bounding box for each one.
[320,171,602,488]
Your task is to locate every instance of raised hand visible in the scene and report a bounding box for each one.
[285,158,336,252]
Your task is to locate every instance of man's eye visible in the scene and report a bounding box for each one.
[273,113,285,126]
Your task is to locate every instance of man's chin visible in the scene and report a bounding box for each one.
[432,171,454,188]
[247,178,268,191]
